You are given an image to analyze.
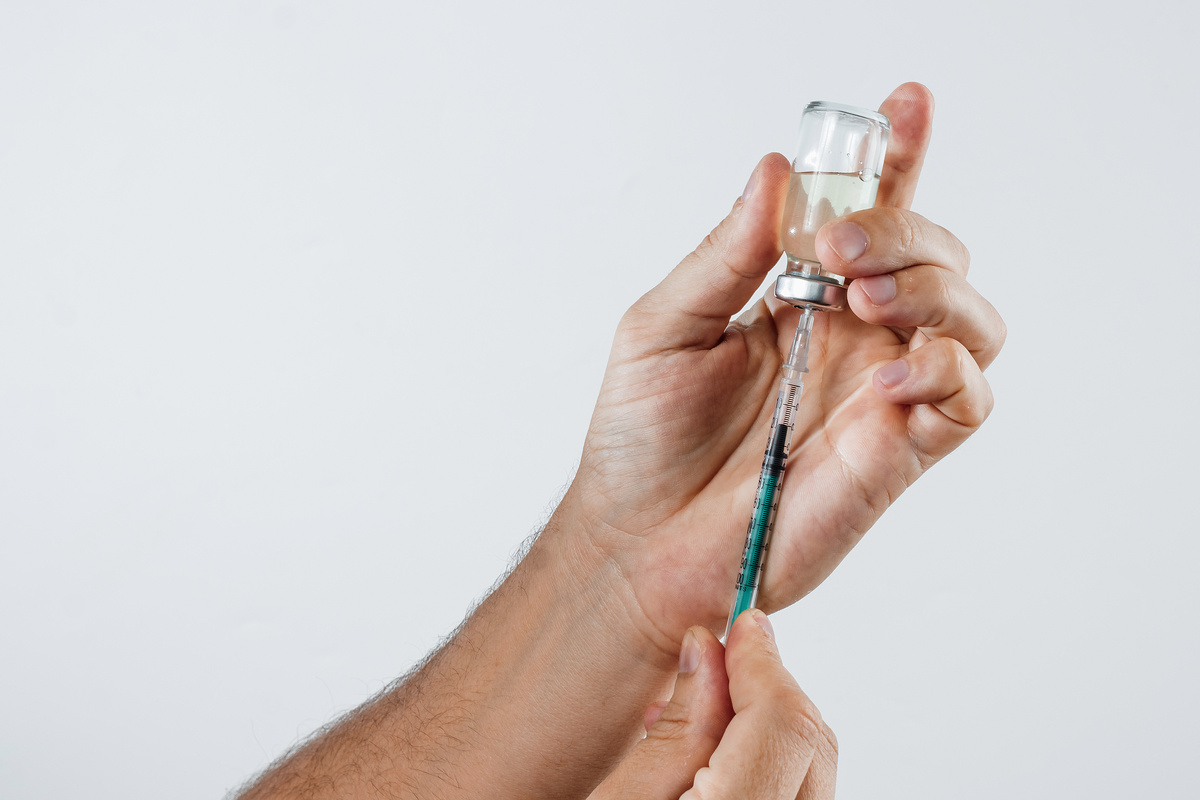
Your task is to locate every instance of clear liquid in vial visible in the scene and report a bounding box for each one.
[779,171,880,273]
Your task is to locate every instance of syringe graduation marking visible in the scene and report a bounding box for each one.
[724,309,814,640]
[734,400,792,587]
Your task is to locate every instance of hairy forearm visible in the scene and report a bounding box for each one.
[238,490,676,799]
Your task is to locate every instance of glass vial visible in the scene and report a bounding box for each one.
[779,101,890,282]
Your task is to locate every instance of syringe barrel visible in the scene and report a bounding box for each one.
[724,373,804,640]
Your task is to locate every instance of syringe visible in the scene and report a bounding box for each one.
[723,306,816,640]
[722,100,890,638]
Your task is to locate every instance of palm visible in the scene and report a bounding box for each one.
[580,297,917,638]
[762,303,917,604]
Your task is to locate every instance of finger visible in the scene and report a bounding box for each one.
[682,611,830,800]
[589,627,732,800]
[874,82,935,210]
[795,719,838,800]
[846,263,1006,369]
[872,337,996,460]
[623,153,791,353]
[643,700,669,732]
[815,207,970,279]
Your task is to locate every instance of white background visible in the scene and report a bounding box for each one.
[2,1,1198,798]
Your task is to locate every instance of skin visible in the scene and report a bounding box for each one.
[590,611,839,800]
[236,82,1005,799]
[571,81,1004,655]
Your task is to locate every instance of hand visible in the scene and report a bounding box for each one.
[240,85,999,800]
[556,82,1006,653]
[589,610,837,800]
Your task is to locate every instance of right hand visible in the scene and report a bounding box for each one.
[589,610,838,800]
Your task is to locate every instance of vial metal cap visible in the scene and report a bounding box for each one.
[774,272,847,311]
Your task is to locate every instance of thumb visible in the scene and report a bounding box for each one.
[620,153,791,355]
[588,626,733,800]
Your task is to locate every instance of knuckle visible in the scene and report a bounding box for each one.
[684,766,720,799]
[968,298,1006,369]
[938,338,993,427]
[773,689,825,747]
[821,720,839,759]
[612,300,670,360]
[762,678,801,707]
[957,387,994,429]
[612,315,641,353]
[618,296,658,337]
[880,206,921,256]
[617,303,641,332]
[793,705,824,745]
[765,713,823,771]
[930,268,956,326]
[944,333,972,362]
[621,291,651,323]
[938,221,971,273]
[694,220,758,281]
[972,378,996,427]
[940,336,973,377]
[695,224,729,264]
[647,706,692,743]
[956,236,972,273]
[791,710,823,748]
[992,308,1009,353]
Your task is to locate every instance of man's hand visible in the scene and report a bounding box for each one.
[590,610,838,800]
[237,83,1003,800]
[556,82,1006,653]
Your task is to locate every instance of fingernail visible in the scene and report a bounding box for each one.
[751,610,775,643]
[857,274,896,305]
[825,222,869,261]
[877,358,909,388]
[679,629,700,674]
[740,165,759,203]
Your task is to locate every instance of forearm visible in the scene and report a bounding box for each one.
[238,489,676,799]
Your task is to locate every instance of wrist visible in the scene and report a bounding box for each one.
[242,488,686,800]
[406,488,681,795]
[537,482,685,666]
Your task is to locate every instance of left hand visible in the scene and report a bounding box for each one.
[589,610,838,800]
[554,82,1006,655]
